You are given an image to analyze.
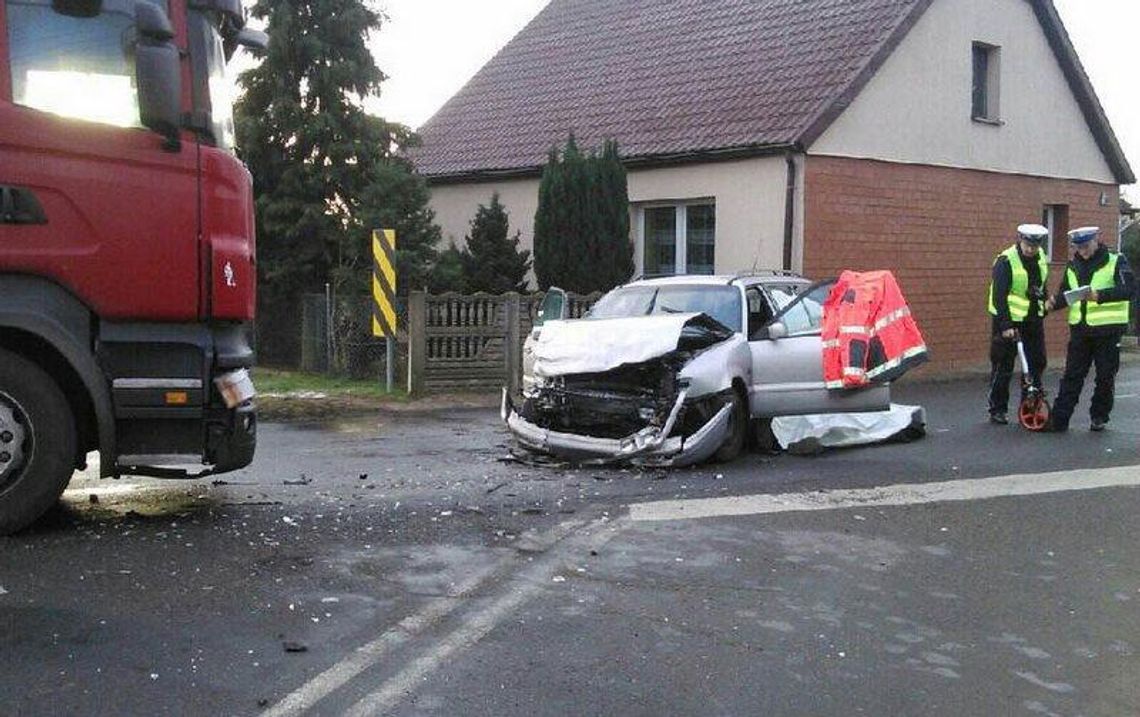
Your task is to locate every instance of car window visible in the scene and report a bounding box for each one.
[589,285,742,332]
[771,281,834,337]
[764,284,808,312]
[745,287,772,338]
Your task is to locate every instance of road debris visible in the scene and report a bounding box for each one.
[282,641,308,653]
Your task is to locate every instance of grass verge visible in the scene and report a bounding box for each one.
[254,368,408,421]
[252,368,500,421]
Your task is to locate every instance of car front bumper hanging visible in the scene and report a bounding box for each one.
[501,388,732,467]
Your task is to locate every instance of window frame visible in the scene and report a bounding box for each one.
[635,199,717,276]
[971,41,1002,124]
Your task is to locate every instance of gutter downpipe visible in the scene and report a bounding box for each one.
[783,151,799,272]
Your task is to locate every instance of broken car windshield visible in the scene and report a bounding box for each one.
[589,285,742,332]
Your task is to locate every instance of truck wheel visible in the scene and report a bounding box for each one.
[714,391,747,463]
[0,349,77,535]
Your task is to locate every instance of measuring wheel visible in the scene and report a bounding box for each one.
[1018,389,1051,432]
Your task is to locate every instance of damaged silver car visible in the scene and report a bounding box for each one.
[502,272,891,467]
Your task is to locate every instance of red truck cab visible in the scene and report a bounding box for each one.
[0,0,264,533]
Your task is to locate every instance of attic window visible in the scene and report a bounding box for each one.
[972,42,1001,123]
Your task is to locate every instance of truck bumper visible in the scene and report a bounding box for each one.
[206,400,257,472]
[100,321,258,478]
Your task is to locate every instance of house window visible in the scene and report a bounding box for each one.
[686,204,716,275]
[638,202,716,276]
[1042,204,1069,262]
[971,42,1001,122]
[644,207,677,275]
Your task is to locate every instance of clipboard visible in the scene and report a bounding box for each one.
[1063,285,1092,304]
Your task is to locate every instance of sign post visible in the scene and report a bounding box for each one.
[371,229,398,393]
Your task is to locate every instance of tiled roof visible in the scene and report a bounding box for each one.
[411,0,928,178]
[411,0,1134,186]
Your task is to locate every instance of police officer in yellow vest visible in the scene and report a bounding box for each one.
[987,224,1051,424]
[1045,226,1136,432]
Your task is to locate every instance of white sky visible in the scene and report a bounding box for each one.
[365,0,1138,201]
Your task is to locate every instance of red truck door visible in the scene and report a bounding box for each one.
[0,0,200,322]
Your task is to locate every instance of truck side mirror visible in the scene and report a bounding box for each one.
[536,288,567,327]
[135,1,181,148]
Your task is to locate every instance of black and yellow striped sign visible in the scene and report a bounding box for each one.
[371,229,398,337]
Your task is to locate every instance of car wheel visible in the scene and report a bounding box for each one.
[714,391,747,463]
[0,349,77,535]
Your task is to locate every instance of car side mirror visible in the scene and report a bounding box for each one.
[135,1,182,148]
[536,287,568,327]
[762,321,788,341]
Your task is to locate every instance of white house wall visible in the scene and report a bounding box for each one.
[429,179,542,254]
[811,0,1116,183]
[427,156,790,287]
[627,157,788,275]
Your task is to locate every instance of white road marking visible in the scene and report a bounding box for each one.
[260,562,501,717]
[629,465,1140,522]
[264,518,614,716]
[343,518,623,717]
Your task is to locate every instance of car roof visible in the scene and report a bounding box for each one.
[624,271,810,289]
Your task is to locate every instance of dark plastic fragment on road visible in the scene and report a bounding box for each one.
[283,641,308,653]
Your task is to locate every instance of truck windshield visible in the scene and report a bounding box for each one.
[188,8,237,152]
[5,0,167,127]
[589,285,743,333]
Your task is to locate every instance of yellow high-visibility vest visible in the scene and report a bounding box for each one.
[988,245,1049,321]
[1067,253,1130,327]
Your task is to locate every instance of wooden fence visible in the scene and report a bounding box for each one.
[407,290,598,395]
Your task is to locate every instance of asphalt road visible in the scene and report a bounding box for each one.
[1,361,1138,716]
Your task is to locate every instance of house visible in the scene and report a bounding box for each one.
[410,0,1134,372]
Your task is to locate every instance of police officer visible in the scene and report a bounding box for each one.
[987,224,1051,424]
[1046,226,1136,432]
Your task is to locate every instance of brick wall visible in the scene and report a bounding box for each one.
[803,156,1119,374]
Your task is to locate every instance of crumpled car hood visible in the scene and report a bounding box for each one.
[533,313,734,378]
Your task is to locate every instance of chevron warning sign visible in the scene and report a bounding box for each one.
[371,229,397,337]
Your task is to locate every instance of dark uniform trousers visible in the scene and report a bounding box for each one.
[1051,329,1123,428]
[988,317,1046,415]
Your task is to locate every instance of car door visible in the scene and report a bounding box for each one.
[1,0,202,321]
[747,281,890,416]
[521,288,567,393]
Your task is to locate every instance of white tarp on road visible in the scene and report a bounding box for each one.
[772,404,926,452]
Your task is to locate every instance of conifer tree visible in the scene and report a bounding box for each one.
[534,137,632,292]
[234,0,441,361]
[461,194,532,294]
[428,242,467,294]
